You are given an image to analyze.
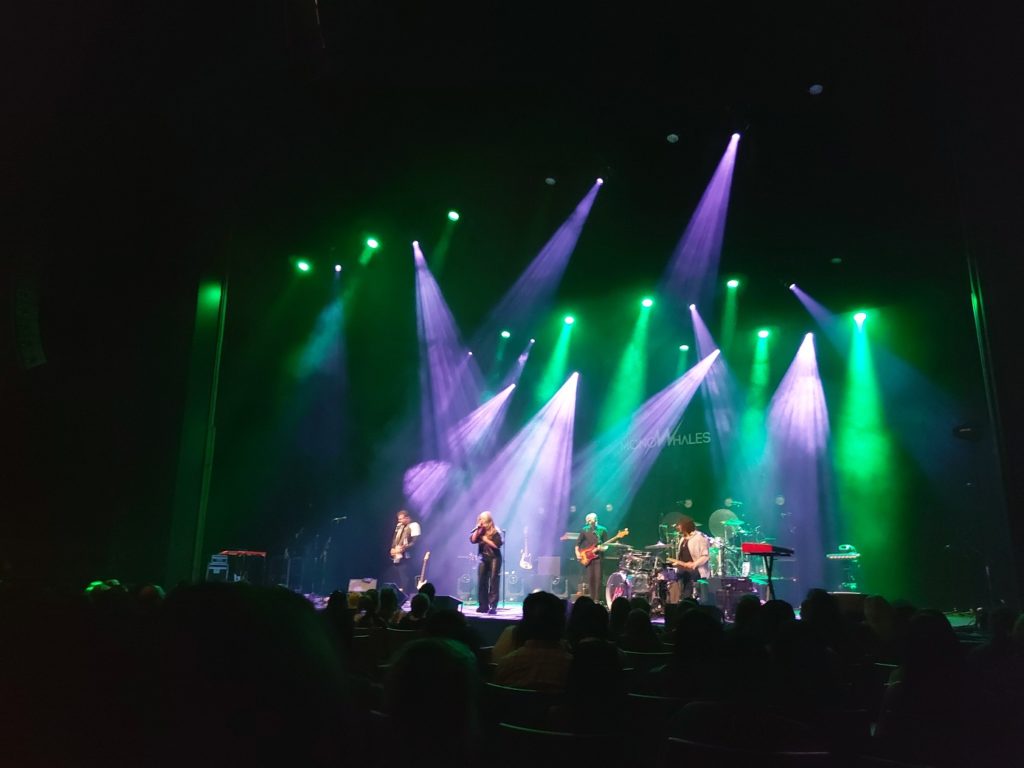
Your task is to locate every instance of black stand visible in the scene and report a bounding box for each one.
[756,554,777,601]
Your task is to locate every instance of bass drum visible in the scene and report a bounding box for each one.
[605,571,631,605]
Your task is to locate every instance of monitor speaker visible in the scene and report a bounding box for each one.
[431,595,464,613]
[382,582,408,606]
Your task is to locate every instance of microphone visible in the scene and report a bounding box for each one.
[470,525,481,534]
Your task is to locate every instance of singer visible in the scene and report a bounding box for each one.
[388,509,421,597]
[469,511,503,614]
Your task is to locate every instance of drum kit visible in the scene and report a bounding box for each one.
[605,509,772,607]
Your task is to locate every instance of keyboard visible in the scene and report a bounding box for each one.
[741,543,794,557]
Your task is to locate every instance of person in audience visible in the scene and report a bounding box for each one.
[494,591,571,692]
[755,599,795,647]
[354,589,386,629]
[875,609,966,767]
[548,637,625,734]
[151,583,351,767]
[416,580,436,602]
[629,595,652,614]
[385,638,480,766]
[567,596,610,650]
[644,605,724,698]
[619,608,666,652]
[608,596,631,640]
[377,586,403,625]
[397,592,430,630]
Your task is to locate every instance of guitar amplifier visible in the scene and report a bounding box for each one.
[537,556,561,578]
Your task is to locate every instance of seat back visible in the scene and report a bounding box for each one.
[483,682,561,730]
[619,650,673,673]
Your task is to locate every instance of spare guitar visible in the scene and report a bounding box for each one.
[519,527,533,570]
[578,528,629,567]
[416,551,431,589]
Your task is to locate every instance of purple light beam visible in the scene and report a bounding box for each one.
[471,182,602,362]
[572,350,721,525]
[414,241,484,462]
[661,134,740,312]
[767,333,831,588]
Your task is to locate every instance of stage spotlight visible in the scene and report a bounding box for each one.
[500,330,511,339]
[545,177,557,186]
[296,260,311,273]
[530,338,536,344]
[758,329,770,339]
[334,264,342,273]
[367,237,380,249]
[596,178,604,185]
[688,304,696,311]
[853,311,867,326]
[447,210,460,222]
[732,133,741,140]
[727,279,740,288]
[788,283,796,291]
[467,351,474,356]
[641,297,654,308]
[809,84,824,95]
[679,344,689,351]
[564,315,575,325]
[666,133,679,143]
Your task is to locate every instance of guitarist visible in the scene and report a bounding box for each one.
[668,516,709,600]
[388,509,421,597]
[575,512,609,605]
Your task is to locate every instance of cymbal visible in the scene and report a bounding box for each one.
[722,518,746,526]
[604,541,628,547]
[644,543,668,550]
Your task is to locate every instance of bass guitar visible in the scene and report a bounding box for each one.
[578,528,629,567]
[519,526,533,570]
[416,551,431,589]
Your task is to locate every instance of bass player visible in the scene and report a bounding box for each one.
[575,512,609,605]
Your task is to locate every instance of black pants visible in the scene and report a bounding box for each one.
[678,568,700,600]
[390,559,411,598]
[586,561,604,604]
[477,555,501,611]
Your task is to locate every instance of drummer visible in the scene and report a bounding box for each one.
[671,516,710,600]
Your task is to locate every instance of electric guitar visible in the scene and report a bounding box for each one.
[390,544,406,565]
[519,526,533,570]
[416,551,431,589]
[578,528,629,567]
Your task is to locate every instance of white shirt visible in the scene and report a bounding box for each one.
[678,532,710,578]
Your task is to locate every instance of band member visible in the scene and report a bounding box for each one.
[576,512,608,604]
[470,511,503,614]
[389,509,420,596]
[671,515,709,600]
